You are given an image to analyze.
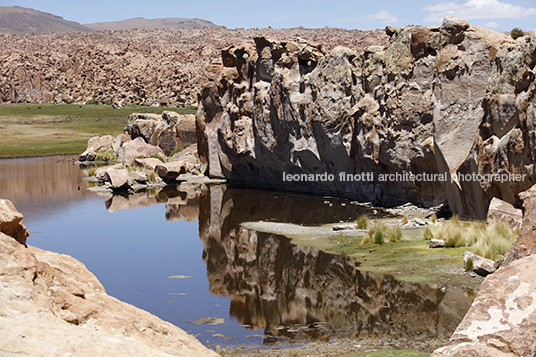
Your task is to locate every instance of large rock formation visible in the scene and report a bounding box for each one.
[197,19,536,218]
[0,201,217,357]
[197,185,474,346]
[0,27,387,107]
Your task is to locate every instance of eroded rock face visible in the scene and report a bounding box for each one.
[0,231,217,357]
[0,199,29,245]
[197,20,536,218]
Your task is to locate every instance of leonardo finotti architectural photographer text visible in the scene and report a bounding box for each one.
[282,171,527,184]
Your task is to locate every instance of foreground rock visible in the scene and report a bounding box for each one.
[0,206,217,356]
[0,199,29,245]
[431,255,536,357]
[197,19,536,218]
[432,184,536,356]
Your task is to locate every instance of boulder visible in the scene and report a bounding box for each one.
[432,255,536,357]
[155,162,186,181]
[0,199,29,245]
[441,17,469,34]
[463,251,496,277]
[122,137,166,166]
[94,163,123,182]
[487,197,523,228]
[79,135,116,161]
[134,157,166,171]
[332,223,357,231]
[0,232,218,357]
[104,169,129,189]
[430,238,446,248]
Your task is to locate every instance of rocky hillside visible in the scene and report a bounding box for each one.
[0,6,91,35]
[0,27,388,107]
[84,17,216,31]
[196,18,536,218]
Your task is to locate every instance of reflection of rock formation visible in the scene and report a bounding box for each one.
[0,156,89,213]
[104,183,200,222]
[199,185,474,343]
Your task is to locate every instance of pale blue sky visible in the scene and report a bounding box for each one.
[4,0,536,32]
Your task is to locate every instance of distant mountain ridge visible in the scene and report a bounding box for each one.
[84,17,217,31]
[0,6,91,34]
[0,6,217,35]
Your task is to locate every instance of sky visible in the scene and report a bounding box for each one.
[3,0,536,32]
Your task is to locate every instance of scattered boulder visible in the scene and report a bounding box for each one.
[487,197,523,228]
[79,135,116,162]
[414,218,426,226]
[155,162,187,181]
[104,169,129,189]
[0,199,29,245]
[463,251,496,277]
[122,137,166,166]
[333,223,357,231]
[430,238,446,248]
[134,157,167,171]
[432,255,536,357]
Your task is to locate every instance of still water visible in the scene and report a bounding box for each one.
[0,156,473,350]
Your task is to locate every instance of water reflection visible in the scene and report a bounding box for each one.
[0,156,89,216]
[198,185,473,344]
[103,184,200,222]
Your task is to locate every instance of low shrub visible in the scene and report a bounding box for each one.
[511,28,525,39]
[373,225,385,245]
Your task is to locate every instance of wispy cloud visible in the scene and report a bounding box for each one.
[424,0,536,23]
[483,21,501,28]
[336,10,398,24]
[270,16,291,21]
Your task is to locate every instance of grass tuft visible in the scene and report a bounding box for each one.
[95,149,117,161]
[356,215,369,229]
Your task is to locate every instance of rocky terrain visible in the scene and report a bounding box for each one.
[0,26,388,107]
[0,199,218,357]
[197,18,536,218]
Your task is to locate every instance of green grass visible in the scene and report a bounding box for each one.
[338,349,428,357]
[0,103,197,158]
